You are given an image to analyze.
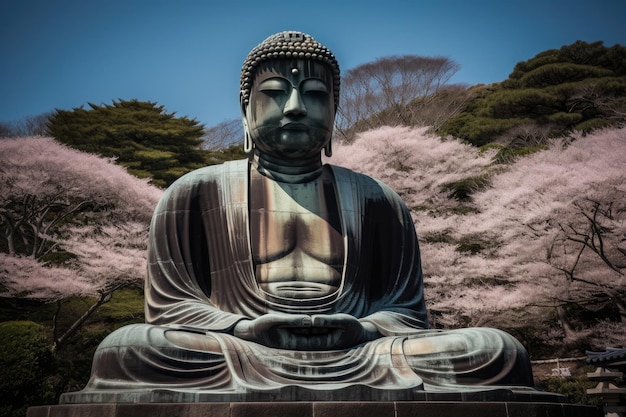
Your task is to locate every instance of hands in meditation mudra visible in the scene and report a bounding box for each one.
[69,31,534,402]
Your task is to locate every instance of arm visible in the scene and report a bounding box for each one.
[144,167,248,332]
[331,166,429,333]
[360,183,429,335]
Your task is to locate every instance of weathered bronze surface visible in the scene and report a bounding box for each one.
[61,31,541,403]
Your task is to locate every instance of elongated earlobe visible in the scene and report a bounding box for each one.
[244,131,254,153]
[324,139,332,157]
[241,106,254,154]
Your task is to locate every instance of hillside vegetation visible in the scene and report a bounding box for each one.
[439,41,626,146]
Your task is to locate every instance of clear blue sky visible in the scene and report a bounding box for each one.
[1,0,625,128]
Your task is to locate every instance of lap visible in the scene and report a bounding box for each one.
[93,323,532,387]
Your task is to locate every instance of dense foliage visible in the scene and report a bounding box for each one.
[0,321,56,417]
[0,289,145,417]
[439,41,626,146]
[47,99,206,187]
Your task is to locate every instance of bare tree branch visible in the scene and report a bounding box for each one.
[336,55,460,141]
[52,283,128,352]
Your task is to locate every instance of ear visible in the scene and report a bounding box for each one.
[239,91,248,116]
[240,93,250,127]
[240,96,253,154]
[241,109,250,134]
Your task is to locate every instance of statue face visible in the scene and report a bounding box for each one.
[243,59,335,160]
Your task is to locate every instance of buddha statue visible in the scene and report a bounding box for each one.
[63,31,536,403]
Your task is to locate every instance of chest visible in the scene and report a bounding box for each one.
[248,171,342,258]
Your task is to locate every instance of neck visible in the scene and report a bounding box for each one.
[252,152,323,183]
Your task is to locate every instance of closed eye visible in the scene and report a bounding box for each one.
[301,79,329,95]
[259,78,289,95]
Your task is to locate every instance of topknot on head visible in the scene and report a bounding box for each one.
[240,31,340,109]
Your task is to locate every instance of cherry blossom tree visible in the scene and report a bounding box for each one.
[0,253,92,299]
[469,128,625,341]
[1,136,162,350]
[0,136,162,300]
[329,125,626,351]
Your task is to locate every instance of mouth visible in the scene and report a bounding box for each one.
[280,122,309,131]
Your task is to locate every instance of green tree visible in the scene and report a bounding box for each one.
[439,41,626,146]
[47,99,206,187]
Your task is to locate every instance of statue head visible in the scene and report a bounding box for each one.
[240,31,340,158]
[240,31,340,111]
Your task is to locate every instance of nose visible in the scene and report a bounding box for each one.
[283,87,307,117]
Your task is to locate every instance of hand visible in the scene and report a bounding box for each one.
[310,313,380,349]
[233,313,312,349]
[233,313,379,350]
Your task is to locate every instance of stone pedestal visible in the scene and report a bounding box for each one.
[27,401,601,417]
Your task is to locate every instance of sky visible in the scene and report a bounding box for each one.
[1,0,625,129]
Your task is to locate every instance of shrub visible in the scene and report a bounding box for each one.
[440,174,491,201]
[0,321,56,417]
[439,41,626,145]
[537,369,603,406]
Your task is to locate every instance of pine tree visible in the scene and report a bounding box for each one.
[47,99,206,187]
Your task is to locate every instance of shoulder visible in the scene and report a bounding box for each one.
[158,159,248,206]
[173,159,248,187]
[326,164,403,202]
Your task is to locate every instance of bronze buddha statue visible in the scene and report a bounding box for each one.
[63,31,536,403]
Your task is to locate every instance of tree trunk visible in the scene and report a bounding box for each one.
[52,290,116,353]
[6,229,15,255]
[556,305,578,341]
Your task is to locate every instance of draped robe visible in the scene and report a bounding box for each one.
[64,159,534,403]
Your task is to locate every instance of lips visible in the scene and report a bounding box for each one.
[280,122,309,131]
